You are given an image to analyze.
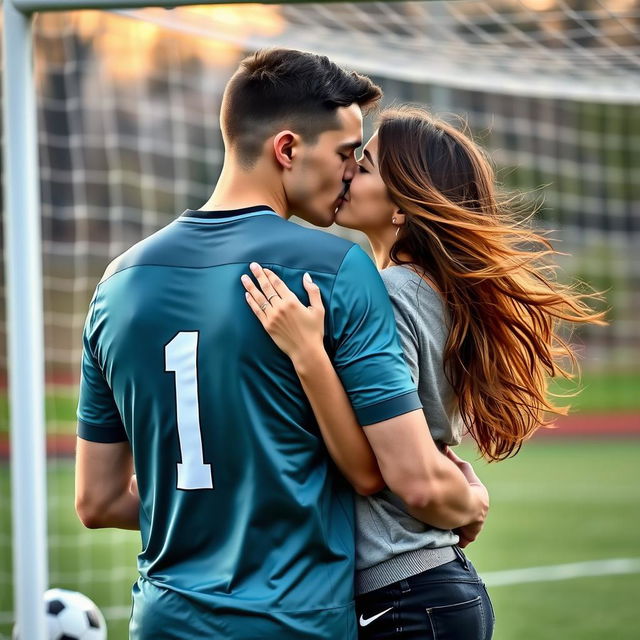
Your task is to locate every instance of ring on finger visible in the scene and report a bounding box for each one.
[267,294,279,303]
[260,302,269,312]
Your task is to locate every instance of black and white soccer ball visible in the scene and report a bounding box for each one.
[13,588,107,640]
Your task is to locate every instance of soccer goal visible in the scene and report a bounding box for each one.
[2,1,638,638]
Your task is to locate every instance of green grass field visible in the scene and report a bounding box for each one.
[1,439,639,639]
[547,371,640,414]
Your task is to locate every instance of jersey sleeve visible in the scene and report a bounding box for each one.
[76,296,128,443]
[327,245,422,426]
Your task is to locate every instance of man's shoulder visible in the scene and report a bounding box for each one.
[285,221,352,243]
[279,220,355,252]
[265,220,359,275]
[96,216,361,284]
[98,221,179,284]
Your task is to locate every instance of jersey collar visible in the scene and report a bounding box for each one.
[180,205,279,223]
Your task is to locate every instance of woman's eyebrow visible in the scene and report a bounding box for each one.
[363,149,375,167]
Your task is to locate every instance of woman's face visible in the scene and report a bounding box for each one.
[334,132,396,233]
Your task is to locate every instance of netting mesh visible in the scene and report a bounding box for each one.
[0,1,638,636]
[119,0,640,101]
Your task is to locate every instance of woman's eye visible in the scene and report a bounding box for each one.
[358,165,369,174]
[339,154,349,161]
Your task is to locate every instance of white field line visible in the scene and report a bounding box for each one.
[1,559,639,628]
[484,558,640,587]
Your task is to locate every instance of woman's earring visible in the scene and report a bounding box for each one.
[392,216,401,238]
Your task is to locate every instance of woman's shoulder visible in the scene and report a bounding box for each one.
[381,265,448,332]
[381,265,441,303]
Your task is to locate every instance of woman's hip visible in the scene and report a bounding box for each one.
[355,547,494,640]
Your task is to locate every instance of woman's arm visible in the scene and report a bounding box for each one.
[241,263,385,496]
[291,345,387,495]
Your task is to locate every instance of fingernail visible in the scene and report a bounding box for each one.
[250,262,260,271]
[304,272,312,283]
[241,274,250,283]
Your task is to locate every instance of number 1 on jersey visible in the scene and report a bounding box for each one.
[165,331,214,490]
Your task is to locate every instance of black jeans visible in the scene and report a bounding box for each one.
[355,547,494,639]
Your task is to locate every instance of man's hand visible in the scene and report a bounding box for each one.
[444,446,482,485]
[456,517,485,549]
[444,447,489,548]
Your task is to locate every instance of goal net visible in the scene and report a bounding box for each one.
[0,1,638,636]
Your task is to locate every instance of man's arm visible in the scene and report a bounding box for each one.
[325,246,487,529]
[363,410,488,530]
[290,340,487,526]
[75,437,139,530]
[76,287,138,530]
[368,272,488,532]
[291,342,487,528]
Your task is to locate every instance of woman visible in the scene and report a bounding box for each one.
[241,107,604,639]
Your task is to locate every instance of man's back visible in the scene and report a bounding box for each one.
[78,206,420,638]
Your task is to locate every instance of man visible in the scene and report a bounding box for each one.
[75,49,486,639]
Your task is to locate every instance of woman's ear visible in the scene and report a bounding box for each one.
[273,131,299,169]
[392,209,407,226]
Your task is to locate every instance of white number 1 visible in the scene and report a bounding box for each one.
[165,331,213,490]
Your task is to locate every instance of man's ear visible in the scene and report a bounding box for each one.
[273,131,300,169]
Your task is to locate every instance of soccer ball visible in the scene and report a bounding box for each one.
[13,588,107,640]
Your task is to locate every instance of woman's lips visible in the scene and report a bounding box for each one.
[334,195,349,215]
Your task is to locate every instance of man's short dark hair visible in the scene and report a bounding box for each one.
[221,48,382,167]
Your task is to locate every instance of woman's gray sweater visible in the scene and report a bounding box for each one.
[355,265,464,595]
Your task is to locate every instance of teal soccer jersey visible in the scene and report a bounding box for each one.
[77,206,421,639]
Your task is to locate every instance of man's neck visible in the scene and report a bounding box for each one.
[201,162,289,219]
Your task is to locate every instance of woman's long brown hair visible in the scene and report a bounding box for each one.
[378,107,606,461]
